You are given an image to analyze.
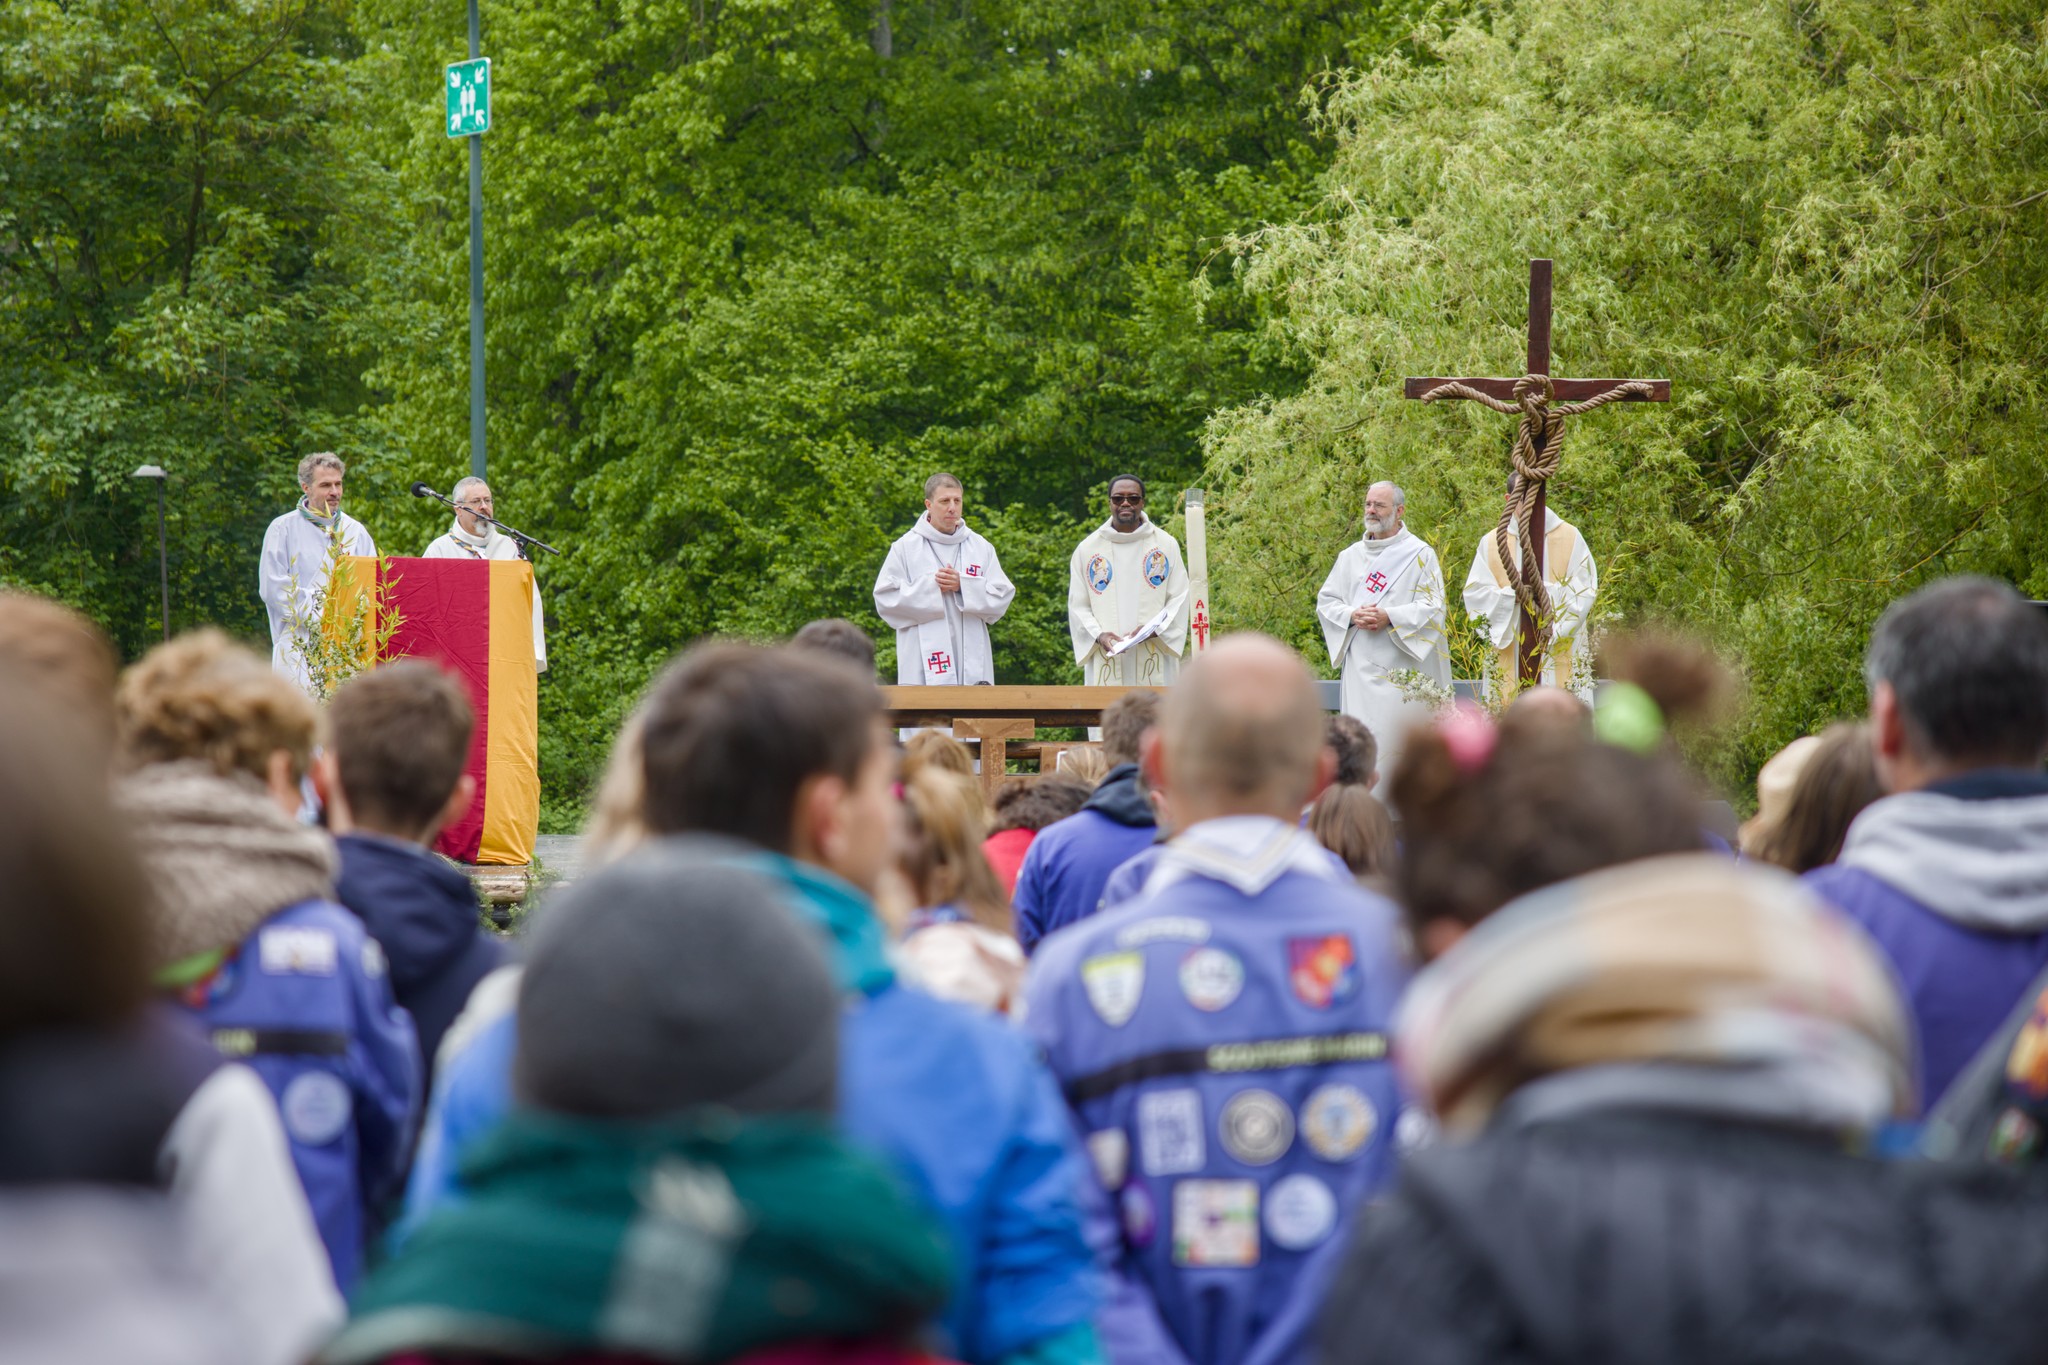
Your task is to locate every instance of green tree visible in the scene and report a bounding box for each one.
[1205,0,2048,794]
[340,0,1424,824]
[0,0,396,656]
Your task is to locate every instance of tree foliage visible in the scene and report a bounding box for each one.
[339,0,1420,822]
[0,0,396,654]
[1205,0,2048,793]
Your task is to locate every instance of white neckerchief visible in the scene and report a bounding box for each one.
[1099,515,1159,547]
[1143,815,1343,898]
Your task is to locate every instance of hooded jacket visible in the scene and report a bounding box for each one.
[118,762,421,1292]
[1013,765,1157,955]
[1805,770,2048,1109]
[399,843,1106,1365]
[335,832,504,1084]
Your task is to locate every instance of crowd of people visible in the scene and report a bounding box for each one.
[4,570,2048,1365]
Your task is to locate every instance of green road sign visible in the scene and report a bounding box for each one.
[445,58,491,137]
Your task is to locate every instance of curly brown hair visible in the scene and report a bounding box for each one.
[116,629,319,782]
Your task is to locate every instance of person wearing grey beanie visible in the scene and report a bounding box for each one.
[514,839,842,1119]
[326,839,955,1365]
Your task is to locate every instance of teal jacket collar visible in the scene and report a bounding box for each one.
[744,853,896,999]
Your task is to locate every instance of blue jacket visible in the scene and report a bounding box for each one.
[402,846,1105,1365]
[335,832,504,1088]
[1804,770,2048,1111]
[1016,766,1157,955]
[178,897,420,1292]
[1025,817,1411,1365]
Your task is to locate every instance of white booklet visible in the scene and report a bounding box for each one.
[1106,602,1178,658]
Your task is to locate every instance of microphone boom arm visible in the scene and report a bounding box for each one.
[413,483,560,557]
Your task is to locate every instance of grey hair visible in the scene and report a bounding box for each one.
[297,452,346,486]
[923,472,963,501]
[452,476,490,503]
[1367,481,1406,511]
[1864,575,2048,766]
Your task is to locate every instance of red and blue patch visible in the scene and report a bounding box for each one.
[1287,934,1360,1010]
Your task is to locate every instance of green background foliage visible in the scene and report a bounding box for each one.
[8,0,2045,826]
[1205,0,2048,795]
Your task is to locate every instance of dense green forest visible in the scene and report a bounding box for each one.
[6,0,2045,821]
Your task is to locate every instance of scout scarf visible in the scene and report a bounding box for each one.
[1144,815,1343,898]
[907,514,982,684]
[446,516,497,559]
[324,1112,954,1365]
[297,498,339,532]
[1396,854,1914,1137]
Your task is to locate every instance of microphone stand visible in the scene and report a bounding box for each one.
[413,484,560,558]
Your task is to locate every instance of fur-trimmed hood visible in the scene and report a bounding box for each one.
[114,761,337,969]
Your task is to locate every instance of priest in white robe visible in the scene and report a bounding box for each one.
[1315,481,1452,781]
[1067,475,1190,685]
[259,452,377,695]
[873,473,1015,685]
[1462,479,1598,698]
[423,477,548,672]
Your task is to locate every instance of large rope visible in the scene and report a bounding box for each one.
[1419,373,1654,659]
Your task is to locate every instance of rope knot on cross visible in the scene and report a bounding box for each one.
[1403,260,1669,684]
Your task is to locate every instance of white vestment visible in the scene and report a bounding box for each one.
[1315,525,1452,782]
[424,518,548,672]
[873,515,1015,685]
[259,502,376,694]
[1461,509,1598,696]
[1067,517,1190,685]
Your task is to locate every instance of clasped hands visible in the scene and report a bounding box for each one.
[1351,604,1389,631]
[934,565,961,593]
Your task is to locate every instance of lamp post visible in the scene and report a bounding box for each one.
[131,465,170,641]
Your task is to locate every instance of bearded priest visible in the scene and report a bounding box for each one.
[1315,480,1451,782]
[423,477,547,672]
[874,472,1015,685]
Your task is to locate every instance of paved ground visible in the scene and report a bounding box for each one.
[533,833,585,882]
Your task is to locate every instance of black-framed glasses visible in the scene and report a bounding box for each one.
[1109,493,1144,504]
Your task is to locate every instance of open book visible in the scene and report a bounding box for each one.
[1106,602,1178,658]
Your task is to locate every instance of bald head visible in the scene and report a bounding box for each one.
[1150,634,1332,822]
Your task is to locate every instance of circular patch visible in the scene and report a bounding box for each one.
[1088,1128,1130,1191]
[1394,1106,1436,1155]
[1087,554,1113,594]
[1121,1181,1157,1248]
[281,1070,352,1147]
[1143,548,1170,587]
[1218,1089,1294,1166]
[1300,1083,1377,1162]
[1263,1174,1338,1252]
[1179,947,1244,1012]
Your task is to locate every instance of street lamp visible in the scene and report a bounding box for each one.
[131,465,169,641]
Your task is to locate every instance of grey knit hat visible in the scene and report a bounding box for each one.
[514,838,840,1118]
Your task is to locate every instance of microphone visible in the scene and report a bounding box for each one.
[411,481,436,498]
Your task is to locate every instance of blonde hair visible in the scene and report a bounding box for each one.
[0,591,118,736]
[116,629,318,782]
[1056,744,1109,787]
[583,707,650,868]
[900,768,1011,936]
[903,730,975,785]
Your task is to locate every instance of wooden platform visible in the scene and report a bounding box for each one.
[884,685,1168,799]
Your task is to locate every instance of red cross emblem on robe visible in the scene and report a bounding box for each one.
[927,650,953,677]
[1364,570,1389,594]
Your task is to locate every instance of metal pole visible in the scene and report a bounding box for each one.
[467,0,486,482]
[155,478,170,642]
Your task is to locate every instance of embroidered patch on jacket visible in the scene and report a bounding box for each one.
[1179,946,1244,1012]
[1172,1179,1260,1267]
[281,1071,352,1146]
[1218,1089,1294,1166]
[1082,952,1145,1027]
[1263,1174,1338,1251]
[1115,917,1212,950]
[1087,1129,1130,1191]
[1287,934,1360,1010]
[260,925,338,977]
[1300,1083,1377,1162]
[1137,1088,1205,1176]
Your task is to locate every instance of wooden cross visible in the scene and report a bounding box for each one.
[1403,259,1669,685]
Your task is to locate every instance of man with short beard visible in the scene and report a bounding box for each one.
[1068,475,1190,686]
[1315,481,1451,782]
